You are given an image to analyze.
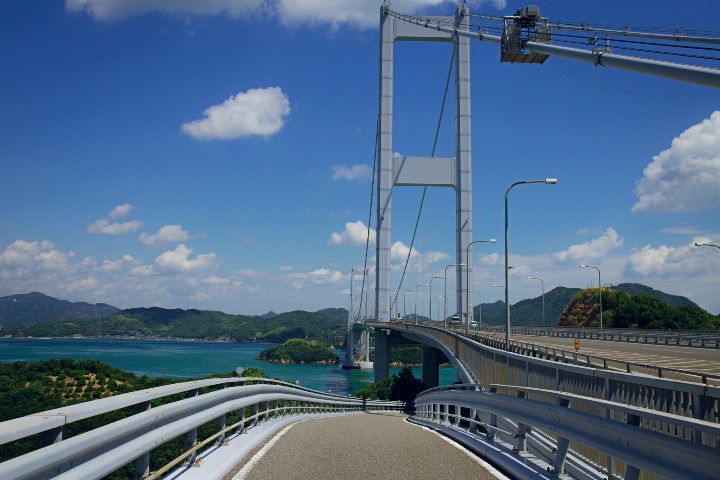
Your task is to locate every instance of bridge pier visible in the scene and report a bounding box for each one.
[374,329,390,382]
[422,347,440,388]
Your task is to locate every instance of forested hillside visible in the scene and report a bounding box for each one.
[0,292,118,328]
[7,307,347,345]
[559,288,718,329]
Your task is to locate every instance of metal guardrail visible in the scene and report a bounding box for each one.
[413,384,720,480]
[379,322,720,478]
[475,325,720,348]
[0,377,402,479]
[468,330,720,385]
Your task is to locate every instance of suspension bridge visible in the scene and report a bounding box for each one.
[2,2,720,479]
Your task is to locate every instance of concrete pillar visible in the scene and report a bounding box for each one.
[374,329,390,382]
[422,347,440,388]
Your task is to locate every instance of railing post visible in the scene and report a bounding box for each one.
[237,406,246,433]
[135,400,152,479]
[552,399,570,475]
[515,391,527,452]
[251,403,259,427]
[185,388,199,466]
[216,413,226,445]
[623,413,642,480]
[40,426,63,446]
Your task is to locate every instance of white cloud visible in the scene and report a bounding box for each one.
[203,276,230,285]
[155,244,216,273]
[65,0,265,22]
[87,204,143,235]
[660,226,703,235]
[181,87,290,140]
[330,221,375,246]
[66,0,506,29]
[0,240,74,271]
[279,265,294,271]
[633,111,720,213]
[331,164,372,182]
[140,225,193,247]
[625,237,718,277]
[109,203,134,219]
[553,228,623,262]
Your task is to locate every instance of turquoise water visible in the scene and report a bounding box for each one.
[0,338,458,395]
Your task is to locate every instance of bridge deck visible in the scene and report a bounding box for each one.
[224,412,507,480]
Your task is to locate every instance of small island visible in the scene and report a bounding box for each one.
[256,338,338,364]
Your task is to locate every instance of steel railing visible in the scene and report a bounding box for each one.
[0,377,402,480]
[413,383,720,480]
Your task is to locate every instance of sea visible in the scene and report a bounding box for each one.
[0,338,458,395]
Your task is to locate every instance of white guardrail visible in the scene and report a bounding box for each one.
[0,377,402,480]
[412,383,720,480]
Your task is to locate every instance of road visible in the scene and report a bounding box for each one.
[513,334,720,377]
[225,412,507,480]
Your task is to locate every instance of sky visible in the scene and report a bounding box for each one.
[1,0,719,317]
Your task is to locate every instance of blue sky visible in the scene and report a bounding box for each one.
[1,0,719,317]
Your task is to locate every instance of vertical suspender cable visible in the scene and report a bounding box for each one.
[357,116,380,321]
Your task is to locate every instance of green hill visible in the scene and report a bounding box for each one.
[0,292,119,329]
[475,287,580,327]
[256,338,338,364]
[7,306,348,345]
[559,288,718,330]
[612,283,698,308]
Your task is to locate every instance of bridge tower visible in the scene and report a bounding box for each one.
[375,2,473,380]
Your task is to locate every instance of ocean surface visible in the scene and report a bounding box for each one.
[0,338,458,395]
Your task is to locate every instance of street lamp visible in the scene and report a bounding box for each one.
[429,276,444,323]
[505,178,557,349]
[415,283,428,324]
[466,239,497,334]
[580,265,602,331]
[526,276,545,328]
[444,263,465,329]
[403,289,413,320]
[696,242,720,250]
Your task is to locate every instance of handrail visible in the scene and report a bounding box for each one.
[0,379,402,479]
[0,376,350,447]
[413,385,720,480]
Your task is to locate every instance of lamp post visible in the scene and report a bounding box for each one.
[471,290,483,329]
[444,263,465,329]
[415,283,428,324]
[580,265,602,331]
[526,276,545,328]
[696,242,720,250]
[403,289,413,321]
[465,239,497,334]
[429,276,444,323]
[505,178,557,349]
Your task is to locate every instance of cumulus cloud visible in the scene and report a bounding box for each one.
[287,267,346,289]
[553,228,623,262]
[109,203,134,219]
[633,111,720,214]
[625,237,718,277]
[65,0,265,22]
[155,244,216,273]
[0,240,74,272]
[181,87,290,140]
[330,221,375,246]
[67,0,506,29]
[331,164,372,182]
[87,204,143,235]
[140,225,194,247]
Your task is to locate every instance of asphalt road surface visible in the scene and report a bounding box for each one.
[513,334,720,377]
[225,412,508,480]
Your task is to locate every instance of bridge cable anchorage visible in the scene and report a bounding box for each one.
[387,7,720,87]
[392,42,457,317]
[357,115,380,321]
